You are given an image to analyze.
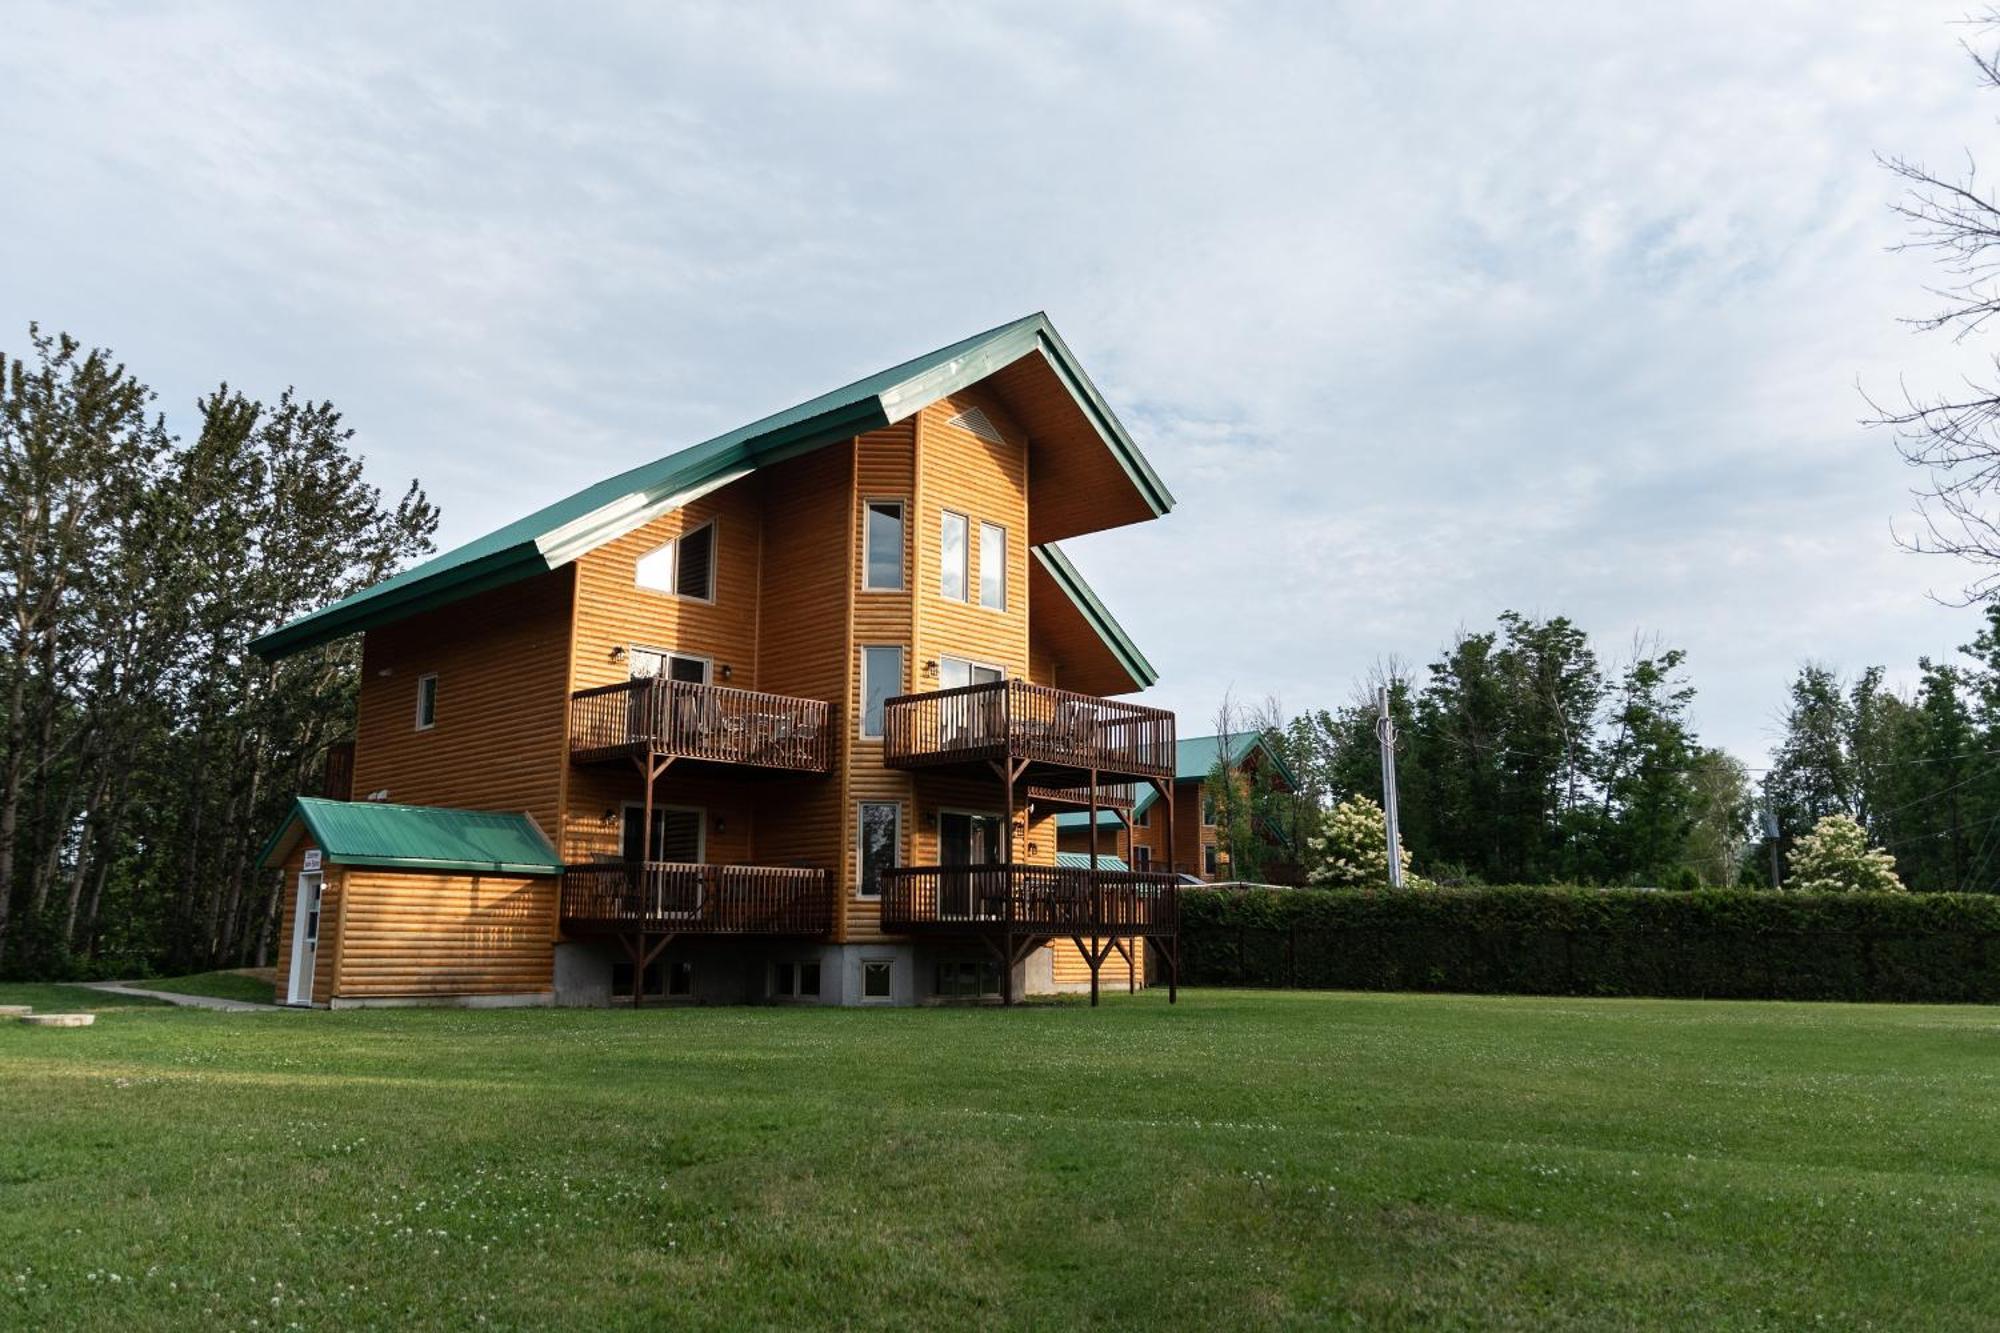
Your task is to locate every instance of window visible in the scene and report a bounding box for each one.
[634,521,717,600]
[1204,843,1220,877]
[774,961,821,998]
[415,674,438,730]
[611,959,663,999]
[864,501,905,591]
[860,646,903,739]
[862,959,894,1001]
[934,959,1001,999]
[629,648,708,684]
[857,802,900,899]
[667,960,693,996]
[938,657,1003,689]
[1202,792,1218,827]
[622,805,704,863]
[940,510,968,600]
[978,522,1006,610]
[1134,803,1150,828]
[1133,845,1152,871]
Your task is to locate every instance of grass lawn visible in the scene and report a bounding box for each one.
[0,982,168,1012]
[135,968,277,1005]
[3,988,1997,1330]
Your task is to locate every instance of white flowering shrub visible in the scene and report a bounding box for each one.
[1786,814,1905,894]
[1307,794,1415,889]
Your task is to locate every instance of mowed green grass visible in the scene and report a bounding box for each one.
[3,989,1998,1331]
[135,969,277,1005]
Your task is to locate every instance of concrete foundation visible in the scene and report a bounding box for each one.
[553,937,1060,1007]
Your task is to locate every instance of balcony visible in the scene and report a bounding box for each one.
[561,863,833,935]
[570,678,833,774]
[879,864,1180,937]
[1027,779,1135,811]
[882,680,1174,784]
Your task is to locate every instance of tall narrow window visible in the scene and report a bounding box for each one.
[860,645,904,739]
[1203,843,1220,877]
[940,510,968,601]
[978,522,1006,610]
[858,802,900,899]
[634,521,717,600]
[864,501,905,591]
[415,674,438,730]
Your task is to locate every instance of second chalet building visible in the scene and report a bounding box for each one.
[253,314,1185,1008]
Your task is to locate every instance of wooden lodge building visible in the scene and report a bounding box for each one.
[253,314,1187,1008]
[1055,732,1300,882]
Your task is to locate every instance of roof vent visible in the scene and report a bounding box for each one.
[946,406,1004,444]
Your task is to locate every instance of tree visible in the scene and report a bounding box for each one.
[1872,12,2000,600]
[1591,644,1699,884]
[1787,814,1905,894]
[0,322,436,977]
[1684,749,1754,887]
[1307,794,1412,889]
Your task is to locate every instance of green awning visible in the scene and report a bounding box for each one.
[1055,851,1130,872]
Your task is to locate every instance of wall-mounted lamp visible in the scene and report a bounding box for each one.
[714,816,727,834]
[376,667,393,678]
[602,808,618,823]
[720,663,733,681]
[922,810,936,828]
[609,646,627,662]
[367,789,390,803]
[922,659,939,679]
[1026,841,1039,856]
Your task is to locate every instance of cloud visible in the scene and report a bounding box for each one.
[2,0,1991,762]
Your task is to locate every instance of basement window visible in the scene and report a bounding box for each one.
[934,959,1000,999]
[774,961,822,998]
[862,959,894,1002]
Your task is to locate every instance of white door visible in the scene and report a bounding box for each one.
[286,872,323,1005]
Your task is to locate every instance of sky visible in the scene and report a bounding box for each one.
[5,0,1997,765]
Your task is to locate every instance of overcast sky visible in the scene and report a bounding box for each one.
[6,1,1996,765]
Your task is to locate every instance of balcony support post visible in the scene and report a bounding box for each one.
[1113,936,1134,994]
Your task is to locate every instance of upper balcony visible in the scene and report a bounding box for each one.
[570,678,834,774]
[882,679,1174,785]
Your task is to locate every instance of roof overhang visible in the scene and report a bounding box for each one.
[253,313,1172,659]
[258,797,564,876]
[1030,544,1158,694]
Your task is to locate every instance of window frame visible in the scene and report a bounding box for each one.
[858,645,905,740]
[415,673,438,731]
[772,960,822,999]
[1133,845,1152,871]
[620,801,707,865]
[861,958,895,1003]
[855,801,902,900]
[978,521,1007,611]
[939,509,970,602]
[1203,843,1220,877]
[862,498,907,592]
[634,519,719,603]
[628,646,711,684]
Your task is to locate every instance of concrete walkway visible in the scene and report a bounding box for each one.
[81,981,287,1013]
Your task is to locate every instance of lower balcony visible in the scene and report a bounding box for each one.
[561,863,833,935]
[880,864,1180,937]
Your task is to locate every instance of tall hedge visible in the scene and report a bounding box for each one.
[1179,886,2000,1003]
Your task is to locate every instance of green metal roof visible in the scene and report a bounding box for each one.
[1055,851,1130,871]
[251,312,1174,661]
[259,797,563,876]
[1053,732,1300,828]
[1032,544,1157,689]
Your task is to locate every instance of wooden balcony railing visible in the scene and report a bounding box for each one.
[882,680,1174,781]
[570,678,833,772]
[1027,780,1136,810]
[880,864,1180,936]
[561,863,833,935]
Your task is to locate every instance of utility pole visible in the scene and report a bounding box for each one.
[1377,686,1404,889]
[1763,806,1782,890]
